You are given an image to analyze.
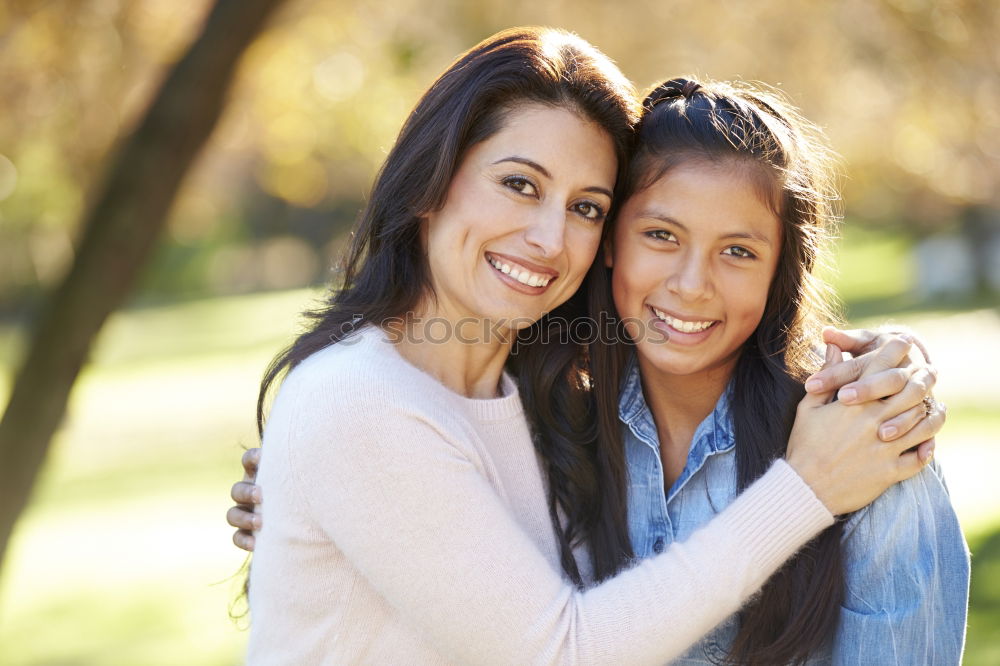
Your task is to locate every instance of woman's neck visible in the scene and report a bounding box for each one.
[388,310,514,399]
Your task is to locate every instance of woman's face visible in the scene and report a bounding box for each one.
[608,161,782,380]
[421,103,617,331]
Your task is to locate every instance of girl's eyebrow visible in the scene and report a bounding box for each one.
[722,230,773,247]
[492,156,613,200]
[636,210,773,246]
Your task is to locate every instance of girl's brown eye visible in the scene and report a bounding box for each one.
[644,229,677,243]
[722,245,756,259]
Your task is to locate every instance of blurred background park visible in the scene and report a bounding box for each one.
[0,0,997,663]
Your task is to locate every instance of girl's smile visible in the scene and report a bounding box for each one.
[609,160,781,380]
[647,304,720,344]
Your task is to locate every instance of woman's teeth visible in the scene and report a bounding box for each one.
[651,307,715,333]
[488,256,551,288]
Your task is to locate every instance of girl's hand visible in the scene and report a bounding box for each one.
[227,447,262,552]
[787,336,945,516]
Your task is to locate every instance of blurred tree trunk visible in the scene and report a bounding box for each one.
[0,0,288,576]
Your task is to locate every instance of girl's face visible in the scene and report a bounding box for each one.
[421,103,617,330]
[608,161,782,380]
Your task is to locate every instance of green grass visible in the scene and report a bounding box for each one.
[0,226,998,663]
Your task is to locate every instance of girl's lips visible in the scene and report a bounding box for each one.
[648,305,720,345]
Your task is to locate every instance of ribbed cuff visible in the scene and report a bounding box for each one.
[719,459,835,577]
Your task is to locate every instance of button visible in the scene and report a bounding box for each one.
[653,537,665,553]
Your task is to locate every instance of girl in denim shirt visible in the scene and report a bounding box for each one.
[589,78,969,664]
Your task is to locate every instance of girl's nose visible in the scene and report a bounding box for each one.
[667,252,714,302]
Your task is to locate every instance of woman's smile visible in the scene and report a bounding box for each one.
[485,251,559,292]
[421,103,616,328]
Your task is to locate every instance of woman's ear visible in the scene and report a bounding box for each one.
[603,235,614,268]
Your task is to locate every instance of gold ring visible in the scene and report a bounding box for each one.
[922,395,935,416]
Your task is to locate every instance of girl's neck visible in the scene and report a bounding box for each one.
[387,308,514,400]
[637,354,735,488]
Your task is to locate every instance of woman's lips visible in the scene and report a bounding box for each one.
[486,252,558,293]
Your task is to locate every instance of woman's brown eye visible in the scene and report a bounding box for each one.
[502,176,537,196]
[575,202,605,221]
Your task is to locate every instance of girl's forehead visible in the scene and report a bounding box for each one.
[627,156,783,217]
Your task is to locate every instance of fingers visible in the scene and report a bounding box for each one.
[806,335,912,396]
[822,326,880,356]
[878,403,926,441]
[231,481,262,505]
[885,400,947,455]
[894,435,937,483]
[227,504,261,531]
[878,366,938,415]
[242,447,262,480]
[233,529,256,552]
[840,366,916,405]
[800,343,843,407]
[916,438,936,463]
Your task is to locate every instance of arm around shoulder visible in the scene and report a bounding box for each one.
[271,354,837,664]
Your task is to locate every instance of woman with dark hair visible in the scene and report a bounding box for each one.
[238,28,945,663]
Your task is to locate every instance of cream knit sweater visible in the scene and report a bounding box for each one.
[247,326,834,665]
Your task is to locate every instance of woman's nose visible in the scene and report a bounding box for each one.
[523,208,567,258]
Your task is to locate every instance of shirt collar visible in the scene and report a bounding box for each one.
[617,352,736,457]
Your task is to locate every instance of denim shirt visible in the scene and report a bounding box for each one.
[619,355,971,665]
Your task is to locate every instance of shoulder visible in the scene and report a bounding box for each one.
[276,327,444,416]
[842,460,958,541]
[840,459,969,585]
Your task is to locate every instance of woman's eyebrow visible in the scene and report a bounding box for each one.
[493,156,550,177]
[493,156,613,200]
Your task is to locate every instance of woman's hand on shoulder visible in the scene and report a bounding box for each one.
[786,335,945,516]
[804,326,943,449]
[228,447,262,552]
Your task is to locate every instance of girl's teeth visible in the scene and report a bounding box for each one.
[652,308,714,333]
[501,263,511,274]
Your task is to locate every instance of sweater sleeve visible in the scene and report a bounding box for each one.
[286,381,833,665]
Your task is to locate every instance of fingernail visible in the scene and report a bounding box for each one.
[838,388,858,403]
[929,365,939,377]
[825,343,838,364]
[921,447,935,464]
[252,487,263,502]
[880,425,898,440]
[805,378,823,392]
[253,515,262,529]
[899,333,915,343]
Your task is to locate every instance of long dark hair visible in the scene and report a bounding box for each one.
[588,78,844,664]
[256,27,640,584]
